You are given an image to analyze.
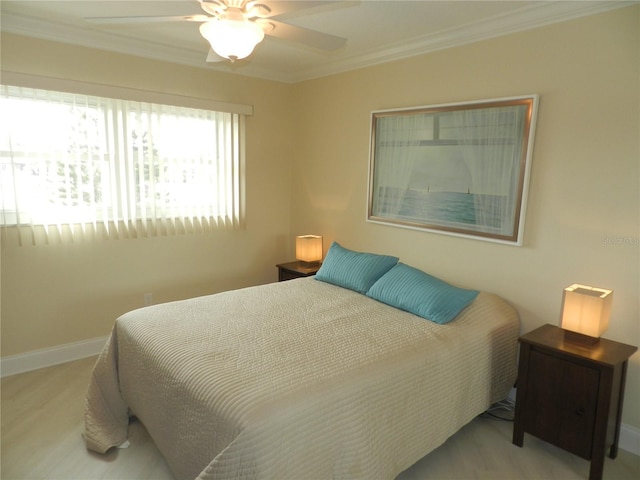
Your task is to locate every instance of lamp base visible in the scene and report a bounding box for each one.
[563,330,600,346]
[297,260,320,267]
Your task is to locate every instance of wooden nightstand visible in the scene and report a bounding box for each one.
[513,324,637,480]
[276,261,320,282]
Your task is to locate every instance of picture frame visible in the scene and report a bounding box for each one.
[367,95,539,245]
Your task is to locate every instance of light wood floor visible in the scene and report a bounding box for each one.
[1,357,639,480]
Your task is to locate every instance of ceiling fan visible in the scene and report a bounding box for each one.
[85,0,348,62]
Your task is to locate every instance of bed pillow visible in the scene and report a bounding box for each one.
[366,263,479,324]
[315,242,399,294]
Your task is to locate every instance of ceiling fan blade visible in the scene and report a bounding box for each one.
[85,15,210,25]
[265,1,341,18]
[267,19,346,51]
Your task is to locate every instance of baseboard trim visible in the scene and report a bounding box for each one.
[620,423,640,456]
[2,339,639,456]
[0,335,108,378]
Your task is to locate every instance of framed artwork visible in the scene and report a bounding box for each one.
[367,95,539,245]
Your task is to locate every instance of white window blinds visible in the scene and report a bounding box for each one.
[0,84,246,244]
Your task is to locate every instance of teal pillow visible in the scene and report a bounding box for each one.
[315,242,399,294]
[366,263,479,324]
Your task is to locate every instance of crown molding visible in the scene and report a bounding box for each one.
[288,1,636,82]
[1,10,298,82]
[2,1,636,84]
[1,11,207,69]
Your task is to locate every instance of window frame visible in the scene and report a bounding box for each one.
[1,73,251,243]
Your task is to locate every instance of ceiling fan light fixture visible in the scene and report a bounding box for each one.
[199,17,265,61]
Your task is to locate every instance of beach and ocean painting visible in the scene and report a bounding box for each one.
[367,96,538,244]
[373,188,506,231]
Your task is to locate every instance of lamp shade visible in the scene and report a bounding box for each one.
[295,235,323,264]
[199,17,264,61]
[560,284,612,339]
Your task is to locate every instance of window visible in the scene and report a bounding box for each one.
[0,84,245,244]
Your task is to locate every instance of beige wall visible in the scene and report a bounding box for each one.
[1,6,639,430]
[290,6,640,428]
[1,34,295,356]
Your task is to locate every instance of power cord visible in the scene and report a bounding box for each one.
[480,397,515,422]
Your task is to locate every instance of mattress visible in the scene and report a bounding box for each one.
[84,277,519,479]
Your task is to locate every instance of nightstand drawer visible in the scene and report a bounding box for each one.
[279,269,304,281]
[276,261,320,282]
[524,349,598,459]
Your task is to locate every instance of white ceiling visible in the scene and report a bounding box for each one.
[1,1,634,83]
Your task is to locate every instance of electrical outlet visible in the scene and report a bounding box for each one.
[144,293,153,306]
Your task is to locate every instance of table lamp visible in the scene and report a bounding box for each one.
[560,283,613,345]
[295,235,323,266]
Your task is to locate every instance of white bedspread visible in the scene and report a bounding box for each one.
[85,277,519,480]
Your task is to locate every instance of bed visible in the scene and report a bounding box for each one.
[84,244,519,480]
